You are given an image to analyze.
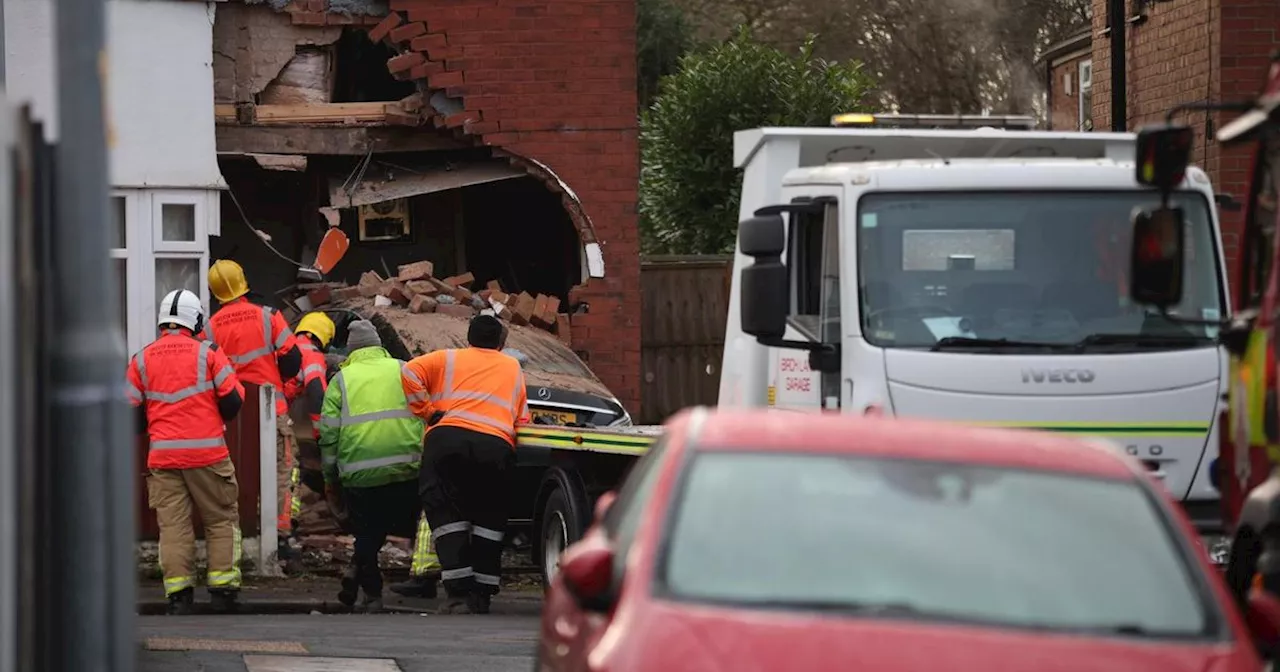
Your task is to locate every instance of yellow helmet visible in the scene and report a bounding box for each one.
[208,259,249,303]
[296,312,336,348]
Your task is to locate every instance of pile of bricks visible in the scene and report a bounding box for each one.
[298,259,571,344]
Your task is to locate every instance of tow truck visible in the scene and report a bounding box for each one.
[1124,54,1280,615]
[723,113,1231,533]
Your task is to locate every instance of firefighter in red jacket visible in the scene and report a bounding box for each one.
[282,312,334,529]
[126,289,246,615]
[206,259,303,554]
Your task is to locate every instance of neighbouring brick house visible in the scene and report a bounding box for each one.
[210,0,642,415]
[1086,0,1280,281]
[1042,29,1094,131]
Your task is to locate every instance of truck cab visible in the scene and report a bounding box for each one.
[721,114,1230,527]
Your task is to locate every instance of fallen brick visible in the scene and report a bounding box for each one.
[385,110,421,127]
[384,281,412,306]
[405,280,437,295]
[427,276,456,295]
[477,289,493,302]
[486,279,503,292]
[451,286,474,304]
[510,292,536,326]
[555,314,572,346]
[437,303,475,319]
[399,92,425,113]
[442,272,474,288]
[359,270,384,286]
[358,283,382,298]
[489,290,509,306]
[388,21,426,44]
[409,294,438,313]
[331,286,362,301]
[387,52,425,76]
[397,260,434,282]
[307,286,332,308]
[544,296,561,319]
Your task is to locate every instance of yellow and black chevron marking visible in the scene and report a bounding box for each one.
[517,427,659,456]
[967,421,1210,438]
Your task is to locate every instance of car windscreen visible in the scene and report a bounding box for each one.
[856,190,1223,352]
[658,452,1217,639]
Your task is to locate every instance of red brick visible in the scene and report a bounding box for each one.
[291,11,326,25]
[409,294,438,314]
[410,33,447,53]
[387,51,425,75]
[367,12,403,43]
[429,71,464,88]
[437,304,476,319]
[409,62,443,80]
[443,112,477,128]
[389,21,427,44]
[465,120,499,135]
[325,13,355,25]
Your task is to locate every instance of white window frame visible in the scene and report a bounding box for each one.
[151,190,210,253]
[1078,60,1093,132]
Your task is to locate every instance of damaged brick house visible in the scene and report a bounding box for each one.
[211,0,641,414]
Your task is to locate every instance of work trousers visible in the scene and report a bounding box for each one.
[409,513,441,577]
[346,478,420,597]
[276,413,295,534]
[147,457,242,597]
[419,425,515,598]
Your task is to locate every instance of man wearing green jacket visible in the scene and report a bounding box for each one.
[319,320,424,612]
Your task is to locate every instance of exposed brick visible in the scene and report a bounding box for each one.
[325,13,355,25]
[409,294,438,314]
[410,62,444,80]
[410,33,447,53]
[443,111,477,128]
[366,11,402,43]
[465,120,499,135]
[387,51,425,75]
[437,304,476,319]
[389,21,427,44]
[429,70,464,89]
[291,11,326,25]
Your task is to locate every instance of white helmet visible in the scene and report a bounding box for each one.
[158,289,204,334]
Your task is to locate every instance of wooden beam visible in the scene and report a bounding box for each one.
[216,124,466,156]
[214,102,393,125]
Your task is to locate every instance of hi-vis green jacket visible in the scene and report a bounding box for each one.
[319,346,424,489]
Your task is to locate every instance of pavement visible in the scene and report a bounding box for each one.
[136,578,543,671]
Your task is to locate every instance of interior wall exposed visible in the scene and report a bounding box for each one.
[332,29,416,103]
[460,177,580,299]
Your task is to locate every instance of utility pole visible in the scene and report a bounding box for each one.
[50,0,134,669]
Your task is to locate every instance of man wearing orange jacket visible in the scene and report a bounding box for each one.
[127,289,246,615]
[206,259,303,551]
[401,315,529,614]
[283,311,334,529]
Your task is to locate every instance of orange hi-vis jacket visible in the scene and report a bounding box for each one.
[208,297,296,416]
[285,340,328,430]
[126,329,245,470]
[401,348,531,446]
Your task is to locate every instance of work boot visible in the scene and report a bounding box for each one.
[467,592,491,615]
[337,566,360,608]
[209,588,240,614]
[389,575,438,599]
[166,588,194,616]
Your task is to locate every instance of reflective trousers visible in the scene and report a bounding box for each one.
[276,413,296,534]
[147,457,243,596]
[346,479,420,597]
[410,513,441,577]
[419,426,514,598]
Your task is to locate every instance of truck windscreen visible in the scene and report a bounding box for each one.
[855,191,1222,352]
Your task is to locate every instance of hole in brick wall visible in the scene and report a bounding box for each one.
[332,28,416,103]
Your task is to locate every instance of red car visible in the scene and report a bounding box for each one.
[537,408,1280,672]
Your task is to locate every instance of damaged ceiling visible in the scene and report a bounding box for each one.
[213,3,343,105]
[328,160,526,208]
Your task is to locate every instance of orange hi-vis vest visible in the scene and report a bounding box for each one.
[126,329,245,470]
[285,340,328,426]
[208,297,296,416]
[401,348,530,446]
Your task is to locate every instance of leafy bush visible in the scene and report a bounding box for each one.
[639,30,872,255]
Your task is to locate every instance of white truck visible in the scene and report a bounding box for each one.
[720,113,1230,531]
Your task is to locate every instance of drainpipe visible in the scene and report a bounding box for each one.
[50,0,133,669]
[1108,0,1127,131]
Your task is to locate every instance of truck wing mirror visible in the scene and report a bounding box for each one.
[739,214,788,339]
[1129,206,1185,308]
[1135,124,1194,201]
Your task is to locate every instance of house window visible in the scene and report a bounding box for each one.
[151,191,211,328]
[109,195,128,336]
[1079,60,1093,131]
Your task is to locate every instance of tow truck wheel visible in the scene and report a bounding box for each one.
[540,488,573,586]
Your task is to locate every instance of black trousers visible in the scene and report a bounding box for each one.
[419,425,515,598]
[345,478,420,597]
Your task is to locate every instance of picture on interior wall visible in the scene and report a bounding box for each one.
[358,199,412,242]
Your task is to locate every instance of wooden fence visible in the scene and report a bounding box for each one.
[638,255,733,424]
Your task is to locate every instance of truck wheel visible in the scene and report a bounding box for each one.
[540,487,581,586]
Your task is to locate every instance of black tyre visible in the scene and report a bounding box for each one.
[539,487,585,587]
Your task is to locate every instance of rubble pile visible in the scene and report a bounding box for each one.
[294,259,572,347]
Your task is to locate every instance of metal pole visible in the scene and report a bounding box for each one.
[50,0,133,668]
[1108,0,1127,132]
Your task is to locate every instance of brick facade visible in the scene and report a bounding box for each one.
[1090,0,1280,284]
[376,0,642,415]
[1043,31,1093,131]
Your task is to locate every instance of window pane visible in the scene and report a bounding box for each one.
[160,203,196,242]
[155,257,200,326]
[110,197,126,249]
[114,258,127,335]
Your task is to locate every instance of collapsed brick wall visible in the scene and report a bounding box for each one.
[213,3,346,103]
[1090,0,1279,289]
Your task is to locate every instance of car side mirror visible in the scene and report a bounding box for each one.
[1135,124,1194,201]
[559,538,615,612]
[738,214,787,339]
[1129,206,1185,309]
[1245,590,1280,660]
[593,491,617,521]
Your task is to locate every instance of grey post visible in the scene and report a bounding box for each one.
[51,0,134,668]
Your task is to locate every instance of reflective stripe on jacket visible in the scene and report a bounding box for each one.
[318,346,424,488]
[126,329,245,469]
[207,297,295,415]
[401,347,529,447]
